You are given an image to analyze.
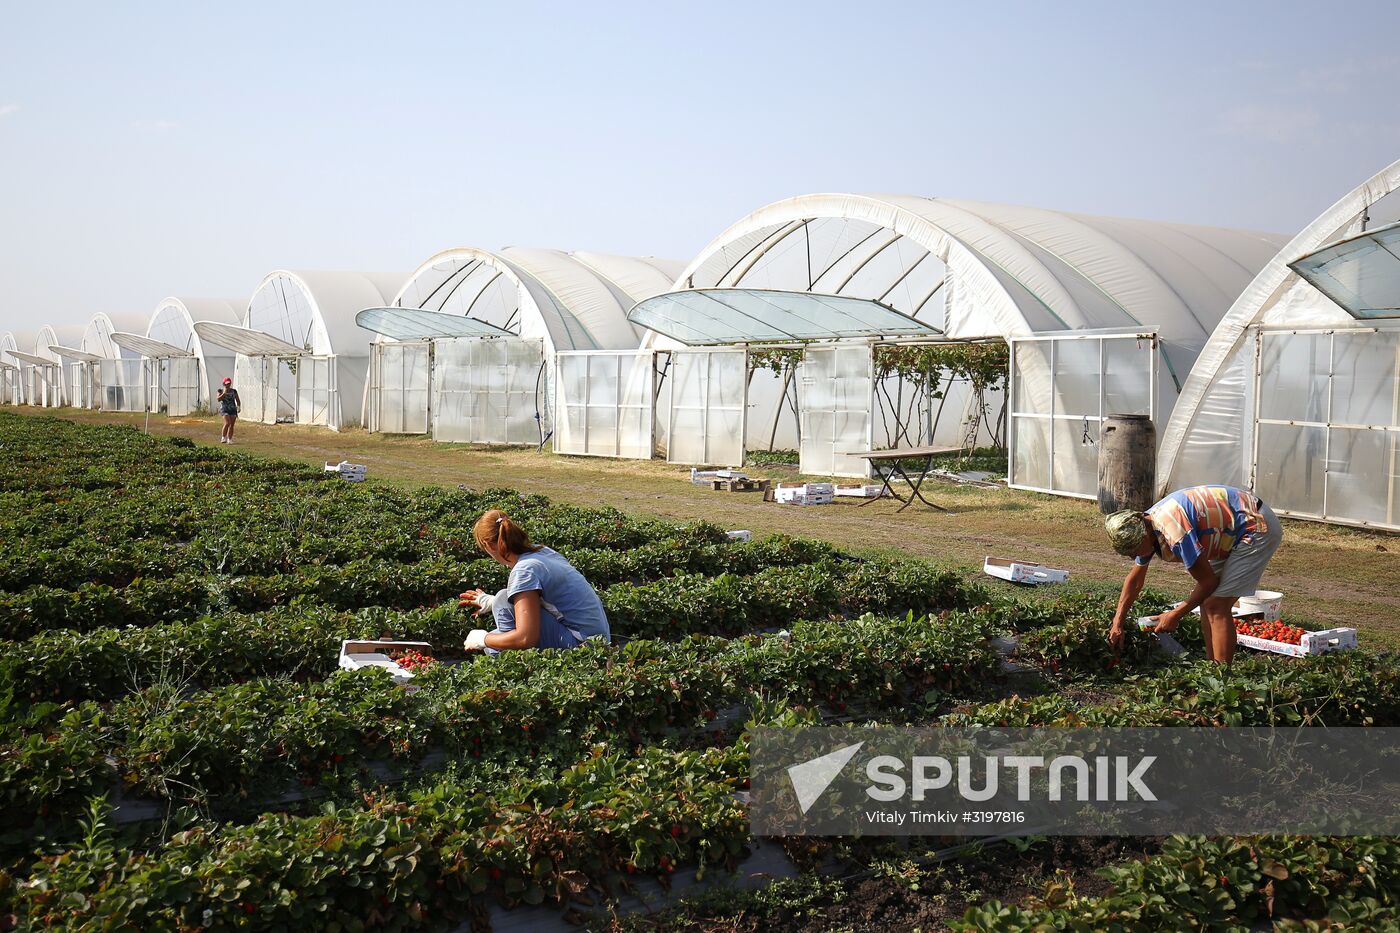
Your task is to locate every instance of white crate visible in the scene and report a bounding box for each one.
[834,484,883,498]
[983,556,1069,585]
[775,482,835,505]
[726,530,753,542]
[691,468,747,485]
[338,640,433,685]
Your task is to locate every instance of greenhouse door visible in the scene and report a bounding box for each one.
[295,355,335,427]
[666,348,746,467]
[799,345,873,477]
[237,356,281,425]
[554,350,656,458]
[99,358,147,412]
[367,341,430,434]
[1007,332,1157,498]
[433,338,544,445]
[1253,326,1400,531]
[162,358,200,415]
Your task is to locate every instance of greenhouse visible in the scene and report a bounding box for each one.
[144,297,245,413]
[364,248,681,446]
[72,312,151,411]
[639,193,1286,483]
[32,324,87,407]
[1160,157,1400,531]
[196,270,405,430]
[1,332,24,404]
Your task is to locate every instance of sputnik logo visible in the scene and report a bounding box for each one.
[787,741,864,814]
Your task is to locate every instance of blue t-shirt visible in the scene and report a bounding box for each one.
[507,546,610,642]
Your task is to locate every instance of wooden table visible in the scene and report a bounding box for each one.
[850,445,963,512]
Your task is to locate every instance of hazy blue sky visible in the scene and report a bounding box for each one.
[3,1,1399,334]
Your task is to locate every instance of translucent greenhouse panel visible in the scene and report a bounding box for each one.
[554,351,655,458]
[1258,332,1328,423]
[236,356,280,425]
[69,362,98,409]
[1051,418,1100,497]
[1255,422,1326,516]
[295,356,334,427]
[1102,339,1154,415]
[667,349,747,467]
[799,346,872,477]
[1325,427,1399,528]
[1330,331,1399,427]
[368,342,430,434]
[1053,339,1101,416]
[433,338,544,446]
[1012,341,1053,415]
[165,358,200,415]
[1013,414,1051,490]
[99,359,146,412]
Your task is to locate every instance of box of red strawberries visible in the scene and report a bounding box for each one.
[1233,618,1358,658]
[337,640,437,685]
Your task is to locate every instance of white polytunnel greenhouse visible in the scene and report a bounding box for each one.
[67,312,152,412]
[29,324,87,407]
[1160,156,1400,532]
[1,332,24,405]
[194,270,406,430]
[361,247,682,447]
[143,297,245,414]
[638,193,1287,484]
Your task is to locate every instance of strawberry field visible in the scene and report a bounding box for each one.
[1,412,1398,932]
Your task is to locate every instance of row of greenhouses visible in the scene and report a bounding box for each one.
[4,162,1399,531]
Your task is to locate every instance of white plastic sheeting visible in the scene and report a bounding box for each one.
[1008,331,1157,498]
[1290,220,1400,320]
[799,346,874,477]
[554,350,656,459]
[295,357,335,427]
[432,338,545,445]
[665,349,747,466]
[1161,156,1400,531]
[35,325,85,406]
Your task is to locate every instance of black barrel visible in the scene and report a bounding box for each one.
[1098,414,1156,514]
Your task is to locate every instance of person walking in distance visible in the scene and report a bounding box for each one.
[216,377,241,444]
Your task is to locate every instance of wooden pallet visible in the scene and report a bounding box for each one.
[711,477,771,493]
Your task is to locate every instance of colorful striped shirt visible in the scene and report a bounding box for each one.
[1137,485,1268,569]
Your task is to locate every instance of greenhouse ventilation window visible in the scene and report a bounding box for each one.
[627,288,941,345]
[192,322,306,357]
[109,333,194,358]
[47,345,105,363]
[354,307,516,341]
[1290,220,1400,319]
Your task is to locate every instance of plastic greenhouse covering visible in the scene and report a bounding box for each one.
[554,350,655,459]
[295,357,335,427]
[432,338,545,445]
[1008,330,1157,498]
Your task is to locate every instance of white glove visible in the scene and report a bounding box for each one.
[474,591,495,613]
[464,629,490,651]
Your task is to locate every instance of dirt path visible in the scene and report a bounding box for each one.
[21,406,1400,648]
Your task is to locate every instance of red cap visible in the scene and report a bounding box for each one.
[222,377,232,384]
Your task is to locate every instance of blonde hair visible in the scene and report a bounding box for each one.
[473,509,539,557]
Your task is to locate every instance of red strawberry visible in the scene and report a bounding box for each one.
[670,825,682,837]
[489,868,503,880]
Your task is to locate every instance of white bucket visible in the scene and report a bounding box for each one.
[1237,590,1283,621]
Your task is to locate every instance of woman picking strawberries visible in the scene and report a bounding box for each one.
[459,509,610,653]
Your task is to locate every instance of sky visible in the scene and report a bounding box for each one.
[2,0,1400,336]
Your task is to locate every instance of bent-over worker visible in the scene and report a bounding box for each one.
[459,509,610,653]
[1106,485,1282,664]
